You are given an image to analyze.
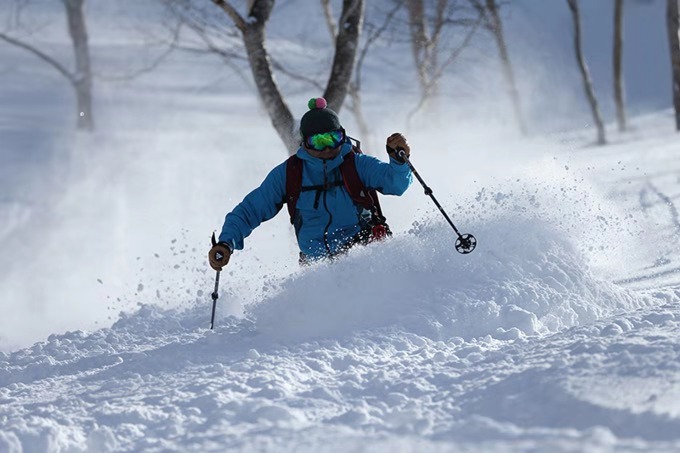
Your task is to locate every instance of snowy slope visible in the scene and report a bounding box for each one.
[1,215,679,451]
[2,108,680,449]
[2,0,680,451]
[3,123,680,450]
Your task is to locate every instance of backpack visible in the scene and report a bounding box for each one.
[285,137,392,243]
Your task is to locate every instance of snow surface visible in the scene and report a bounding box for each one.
[1,231,679,450]
[1,219,679,451]
[2,1,680,451]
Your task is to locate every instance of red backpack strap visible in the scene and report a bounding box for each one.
[341,144,389,220]
[340,150,376,211]
[285,155,303,224]
[341,147,391,240]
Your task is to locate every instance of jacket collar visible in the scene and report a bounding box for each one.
[295,141,353,171]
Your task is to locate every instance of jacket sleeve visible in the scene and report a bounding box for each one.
[218,162,287,251]
[353,153,412,196]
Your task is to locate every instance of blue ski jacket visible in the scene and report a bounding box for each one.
[219,140,412,259]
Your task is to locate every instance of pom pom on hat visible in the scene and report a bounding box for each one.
[308,97,328,110]
[300,97,342,137]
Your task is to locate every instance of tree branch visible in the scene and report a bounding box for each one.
[0,32,74,84]
[466,0,494,31]
[430,0,449,47]
[354,0,404,94]
[97,41,177,82]
[320,0,337,41]
[432,13,482,82]
[339,0,363,29]
[172,42,245,61]
[408,12,483,121]
[211,0,247,31]
[324,0,364,112]
[270,56,325,91]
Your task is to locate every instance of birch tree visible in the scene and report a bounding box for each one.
[468,0,527,135]
[166,0,364,153]
[668,0,680,131]
[567,0,606,145]
[321,0,403,149]
[0,0,94,130]
[613,0,627,132]
[405,0,482,119]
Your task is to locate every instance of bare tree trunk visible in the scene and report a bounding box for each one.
[485,0,527,135]
[407,0,430,96]
[323,0,364,112]
[321,0,401,153]
[64,0,94,131]
[0,0,94,131]
[406,0,483,120]
[668,0,680,131]
[567,0,606,145]
[613,0,627,132]
[242,26,297,151]
[212,0,296,151]
[212,0,363,153]
[320,0,370,150]
[320,0,337,43]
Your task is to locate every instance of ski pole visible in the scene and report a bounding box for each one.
[210,232,221,329]
[398,150,477,254]
[210,270,220,330]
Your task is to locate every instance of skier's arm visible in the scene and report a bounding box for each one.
[218,162,286,251]
[354,153,412,196]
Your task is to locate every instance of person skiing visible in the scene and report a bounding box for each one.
[208,97,413,270]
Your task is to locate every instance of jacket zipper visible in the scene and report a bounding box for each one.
[322,160,333,256]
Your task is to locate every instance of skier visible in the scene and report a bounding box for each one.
[208,97,413,269]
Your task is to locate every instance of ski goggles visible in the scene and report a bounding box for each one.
[305,129,345,151]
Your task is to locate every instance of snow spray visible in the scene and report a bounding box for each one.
[397,150,477,254]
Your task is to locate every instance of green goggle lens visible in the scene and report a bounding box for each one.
[306,130,345,151]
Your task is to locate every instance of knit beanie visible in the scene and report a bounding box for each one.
[299,97,342,138]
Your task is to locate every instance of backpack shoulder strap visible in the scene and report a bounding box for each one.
[340,149,375,211]
[285,154,303,224]
[341,141,388,222]
[286,143,389,228]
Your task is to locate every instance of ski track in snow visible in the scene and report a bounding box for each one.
[2,214,680,452]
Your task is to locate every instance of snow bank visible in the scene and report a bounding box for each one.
[1,282,677,452]
[0,197,646,384]
[2,177,642,351]
[251,220,645,345]
[0,179,675,452]
[248,179,651,344]
[0,184,650,384]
